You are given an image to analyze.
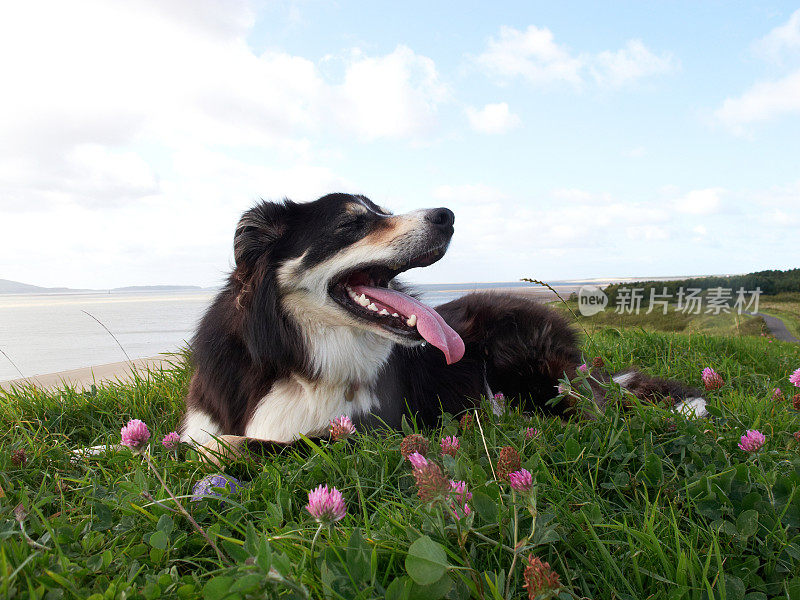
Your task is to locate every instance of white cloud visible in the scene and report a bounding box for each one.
[423,184,676,283]
[464,103,521,134]
[672,188,724,215]
[333,46,448,140]
[590,40,676,87]
[0,2,448,211]
[418,182,796,283]
[0,0,449,287]
[753,9,800,60]
[752,180,800,228]
[763,209,800,228]
[714,70,800,130]
[716,11,800,132]
[1,149,352,288]
[475,25,583,86]
[475,26,675,88]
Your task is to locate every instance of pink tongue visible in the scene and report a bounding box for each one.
[352,285,465,364]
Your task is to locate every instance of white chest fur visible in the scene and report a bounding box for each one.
[245,324,394,442]
[245,374,379,442]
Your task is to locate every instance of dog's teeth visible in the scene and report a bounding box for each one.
[392,313,399,318]
[367,303,378,311]
[358,294,369,307]
[406,314,417,327]
[379,309,390,316]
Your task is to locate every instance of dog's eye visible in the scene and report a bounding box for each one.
[336,215,367,231]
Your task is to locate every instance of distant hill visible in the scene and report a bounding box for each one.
[0,279,205,295]
[0,278,85,294]
[112,285,203,292]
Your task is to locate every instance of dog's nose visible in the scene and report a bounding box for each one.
[425,207,455,230]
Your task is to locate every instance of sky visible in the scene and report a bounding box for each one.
[1,1,798,289]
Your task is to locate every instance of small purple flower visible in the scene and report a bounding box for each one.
[524,427,540,440]
[306,484,347,523]
[738,430,766,453]
[491,392,506,412]
[191,474,242,501]
[329,415,356,442]
[449,480,472,520]
[577,363,589,374]
[772,388,784,401]
[557,382,569,395]
[161,431,181,450]
[120,419,150,452]
[508,469,533,492]
[790,368,800,388]
[440,435,460,457]
[408,452,428,470]
[702,367,725,391]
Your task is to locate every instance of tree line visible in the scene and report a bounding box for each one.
[603,268,800,303]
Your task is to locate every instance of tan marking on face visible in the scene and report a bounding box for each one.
[355,214,419,247]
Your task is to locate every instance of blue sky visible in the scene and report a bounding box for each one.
[0,1,798,288]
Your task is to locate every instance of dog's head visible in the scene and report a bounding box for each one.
[232,193,465,365]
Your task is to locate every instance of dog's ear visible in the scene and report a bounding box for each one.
[233,200,292,275]
[234,201,302,371]
[241,265,302,370]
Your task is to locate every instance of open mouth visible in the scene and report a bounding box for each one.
[328,246,465,364]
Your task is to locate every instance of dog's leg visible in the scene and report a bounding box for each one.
[70,443,122,462]
[196,435,324,468]
[196,435,250,467]
[611,369,708,417]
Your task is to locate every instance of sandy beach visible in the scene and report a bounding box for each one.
[0,356,178,392]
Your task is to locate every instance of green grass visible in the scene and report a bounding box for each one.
[552,300,768,338]
[2,333,800,600]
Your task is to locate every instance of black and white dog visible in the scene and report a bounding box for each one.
[181,193,707,460]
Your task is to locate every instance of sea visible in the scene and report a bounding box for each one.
[0,280,599,382]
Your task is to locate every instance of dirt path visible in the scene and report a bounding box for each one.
[755,312,799,343]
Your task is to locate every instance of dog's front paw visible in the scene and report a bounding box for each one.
[70,443,121,463]
[197,435,249,468]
